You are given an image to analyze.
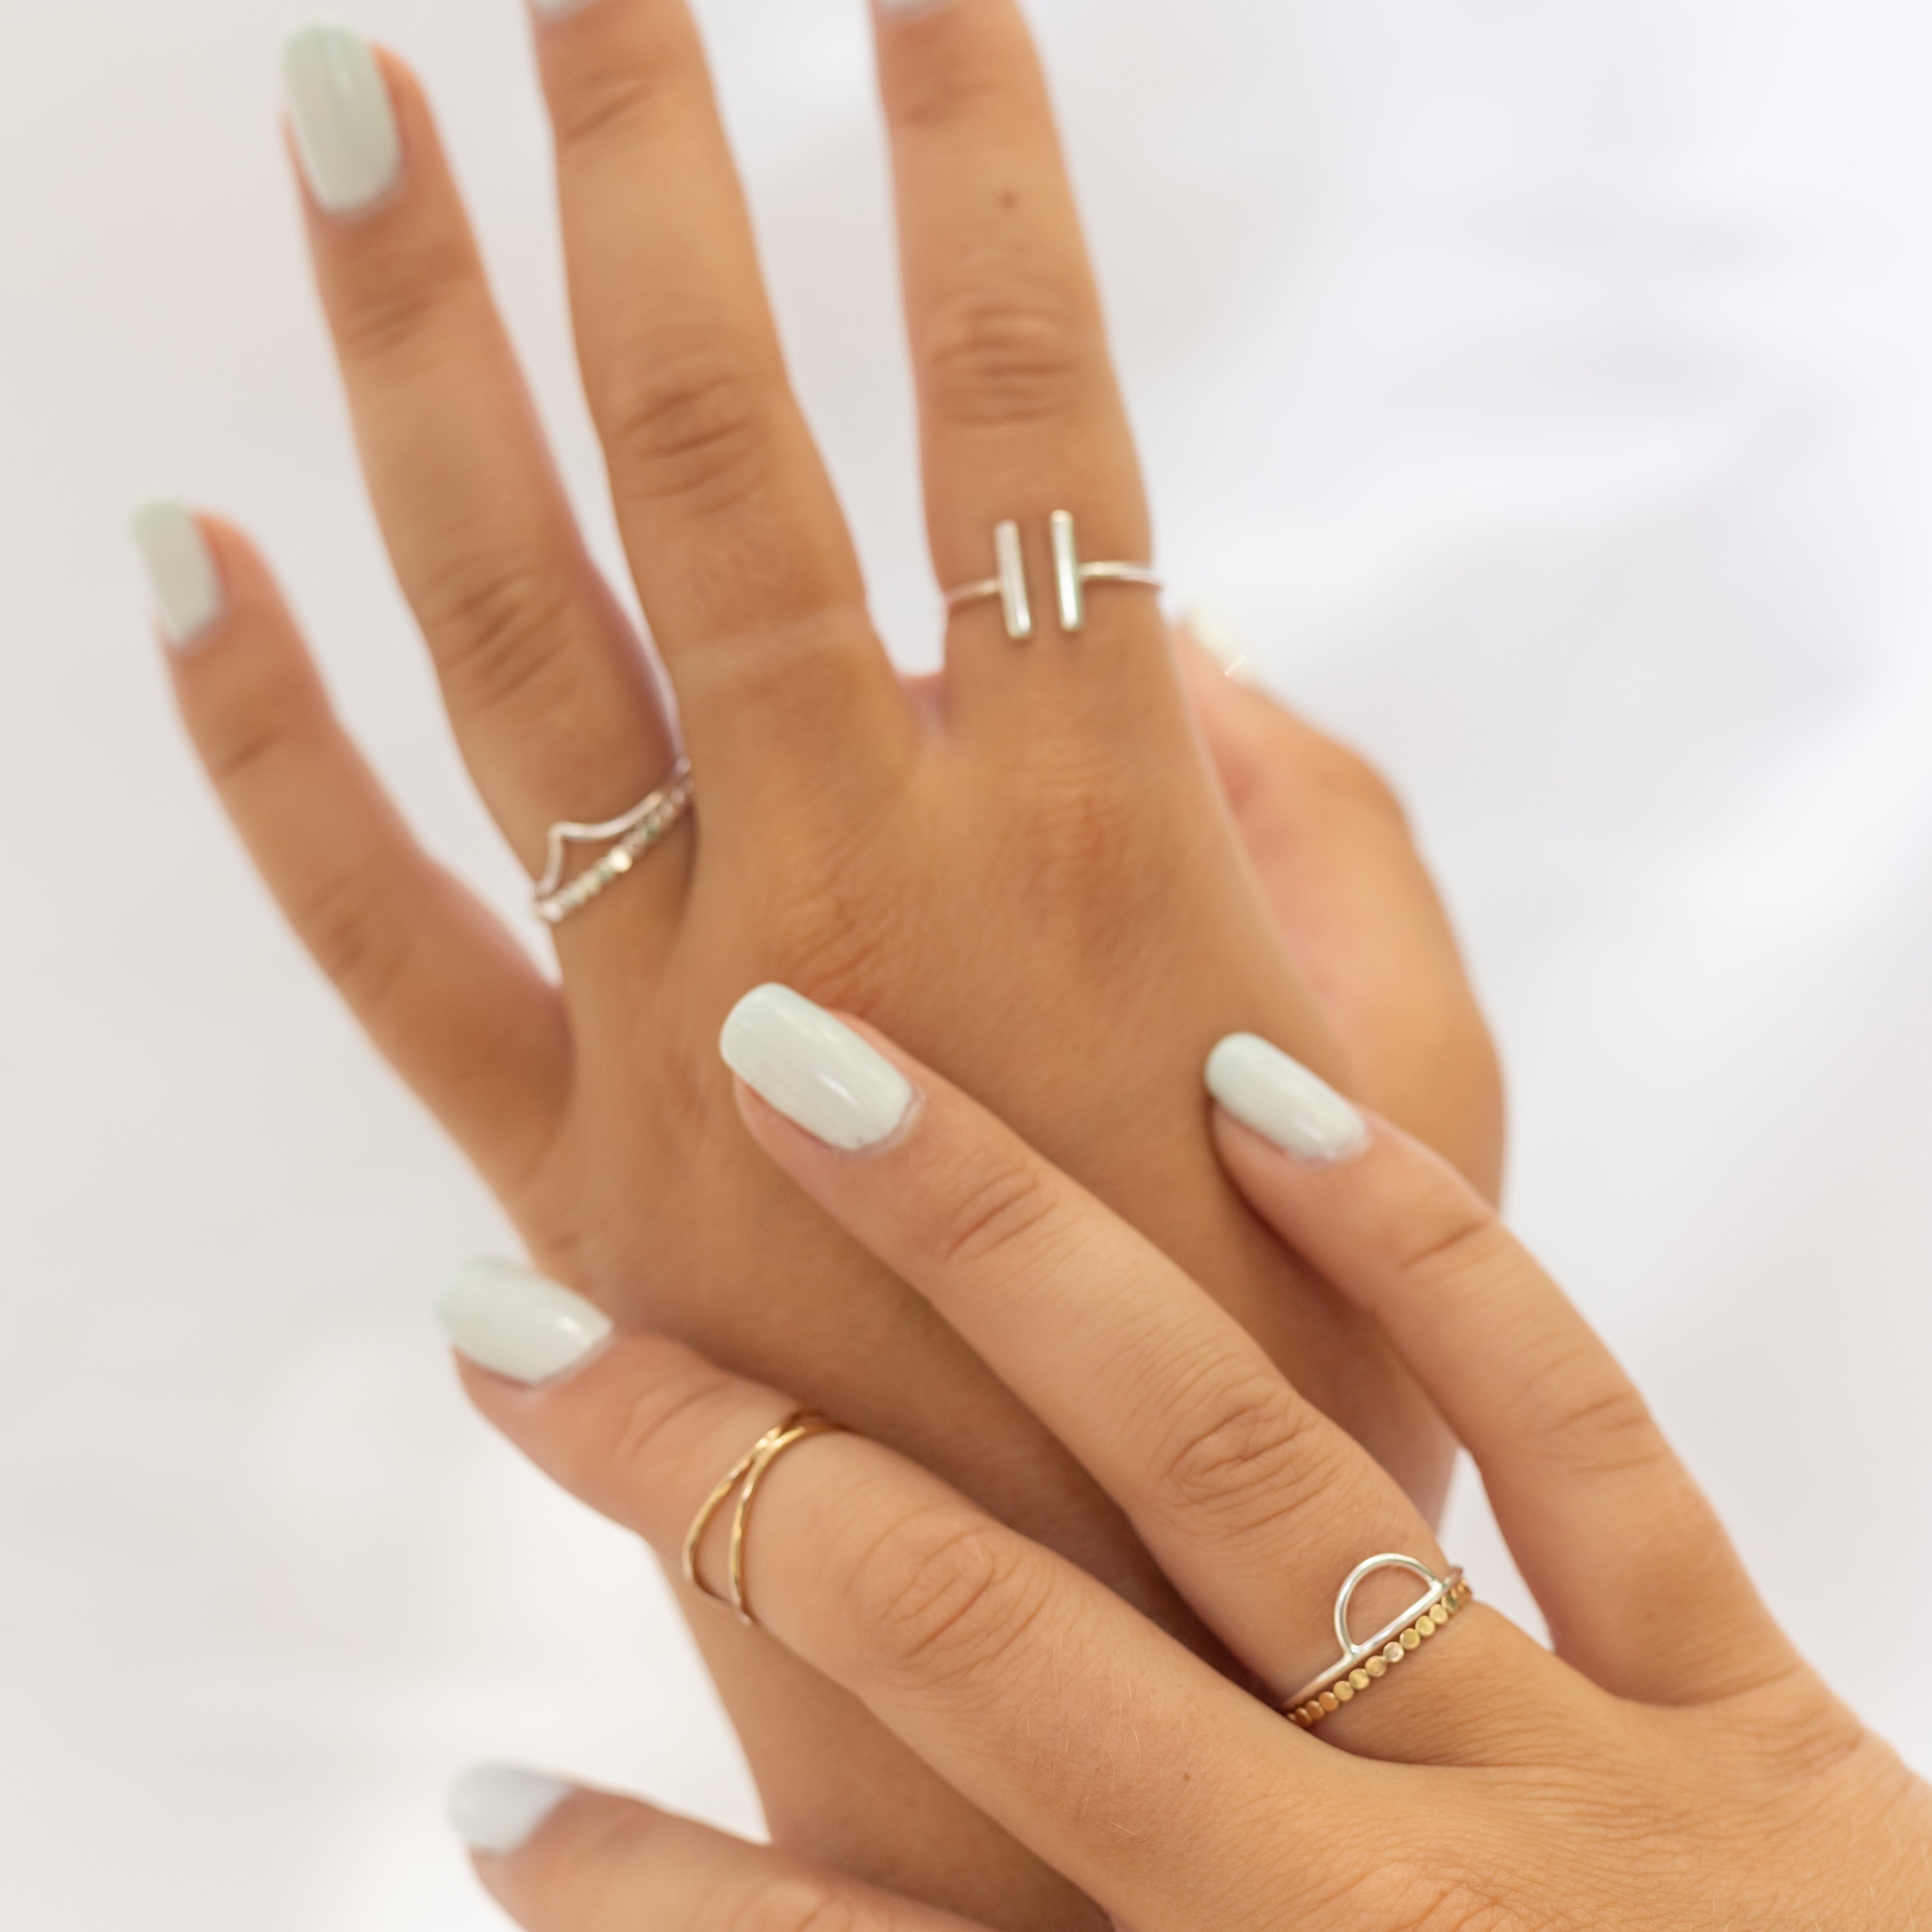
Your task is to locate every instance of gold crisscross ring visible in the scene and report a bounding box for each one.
[681,1410,849,1628]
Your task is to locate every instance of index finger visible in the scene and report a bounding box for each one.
[435,1263,1341,1931]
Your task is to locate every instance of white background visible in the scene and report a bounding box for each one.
[4,0,1931,1924]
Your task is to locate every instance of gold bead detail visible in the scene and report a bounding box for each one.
[1350,1669,1371,1691]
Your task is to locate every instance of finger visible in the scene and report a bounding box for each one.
[146,507,569,1200]
[436,1263,1344,1929]
[875,0,1175,730]
[1176,622,1506,1204]
[283,30,685,938]
[530,0,914,803]
[715,986,1548,1762]
[453,1772,986,1932]
[1207,1030,1799,1706]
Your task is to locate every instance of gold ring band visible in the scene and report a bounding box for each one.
[681,1410,848,1628]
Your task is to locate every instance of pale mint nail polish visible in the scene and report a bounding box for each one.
[1206,1034,1369,1164]
[436,1259,613,1385]
[281,24,401,216]
[130,500,223,647]
[720,985,915,1152]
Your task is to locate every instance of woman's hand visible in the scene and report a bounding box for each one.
[142,0,1496,1912]
[435,986,1930,1932]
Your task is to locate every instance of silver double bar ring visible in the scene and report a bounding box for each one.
[532,756,694,927]
[943,511,1162,641]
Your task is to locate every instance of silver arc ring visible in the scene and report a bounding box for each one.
[532,756,694,927]
[942,512,1162,640]
[1284,1553,1471,1729]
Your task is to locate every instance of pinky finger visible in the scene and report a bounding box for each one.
[450,1769,988,1932]
[140,505,569,1199]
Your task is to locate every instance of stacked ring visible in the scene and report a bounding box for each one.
[1285,1555,1473,1730]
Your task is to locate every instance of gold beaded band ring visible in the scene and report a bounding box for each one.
[1285,1555,1473,1730]
[681,1410,849,1629]
[532,757,694,927]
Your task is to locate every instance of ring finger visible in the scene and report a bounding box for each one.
[282,29,684,937]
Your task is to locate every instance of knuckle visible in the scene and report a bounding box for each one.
[1510,1362,1664,1480]
[603,1359,742,1501]
[548,52,687,160]
[725,1879,869,1932]
[289,865,414,1018]
[918,283,1093,431]
[329,237,476,374]
[598,337,776,517]
[854,1507,1046,1686]
[926,1150,1059,1272]
[410,553,584,721]
[1152,1365,1334,1534]
[1388,1180,1509,1292]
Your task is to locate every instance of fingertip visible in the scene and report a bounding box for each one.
[448,1763,579,1858]
[1204,1033,1371,1168]
[131,499,225,650]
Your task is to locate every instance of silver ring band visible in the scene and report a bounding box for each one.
[943,512,1162,640]
[533,757,694,927]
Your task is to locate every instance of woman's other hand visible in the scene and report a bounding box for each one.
[442,989,1929,1932]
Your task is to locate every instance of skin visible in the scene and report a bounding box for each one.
[450,1011,1932,1932]
[157,0,1500,1920]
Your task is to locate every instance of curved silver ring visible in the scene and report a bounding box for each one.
[533,757,694,927]
[942,512,1162,640]
[1283,1555,1466,1713]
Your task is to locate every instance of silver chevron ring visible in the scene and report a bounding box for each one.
[532,757,694,927]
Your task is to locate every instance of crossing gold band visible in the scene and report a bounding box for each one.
[682,1410,849,1629]
[1286,1557,1473,1731]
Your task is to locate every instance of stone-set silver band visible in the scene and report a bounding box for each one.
[943,511,1162,640]
[532,757,694,927]
[1284,1555,1467,1714]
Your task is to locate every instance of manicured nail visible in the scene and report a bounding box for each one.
[436,1258,613,1385]
[130,500,224,647]
[448,1765,575,1855]
[1183,600,1256,685]
[720,985,916,1152]
[1206,1035,1368,1164]
[281,25,401,217]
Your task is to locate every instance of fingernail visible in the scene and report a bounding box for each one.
[720,984,916,1152]
[281,24,401,217]
[1182,600,1256,685]
[1206,1035,1368,1164]
[130,500,224,648]
[448,1765,575,1855]
[436,1258,614,1385]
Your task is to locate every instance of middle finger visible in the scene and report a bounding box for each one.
[530,0,916,809]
